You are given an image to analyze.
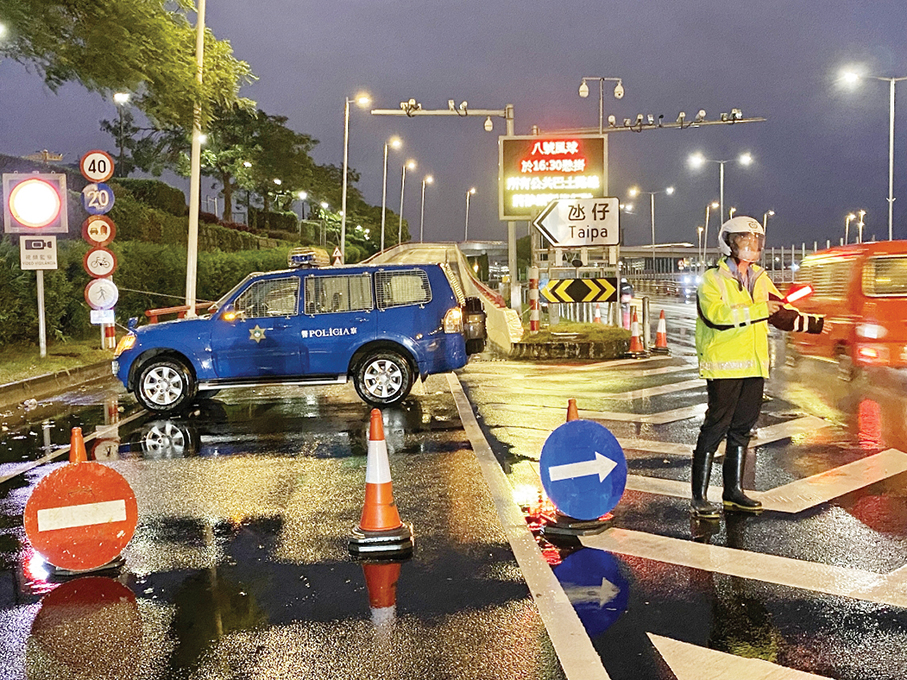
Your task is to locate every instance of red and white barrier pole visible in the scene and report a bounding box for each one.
[529,266,539,334]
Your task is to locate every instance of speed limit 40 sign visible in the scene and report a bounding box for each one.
[80,151,115,183]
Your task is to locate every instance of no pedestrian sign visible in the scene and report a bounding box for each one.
[532,197,620,247]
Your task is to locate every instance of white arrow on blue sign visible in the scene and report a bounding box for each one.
[540,419,627,521]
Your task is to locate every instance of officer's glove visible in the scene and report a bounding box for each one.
[768,307,824,334]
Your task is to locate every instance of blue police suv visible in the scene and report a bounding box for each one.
[113,256,487,413]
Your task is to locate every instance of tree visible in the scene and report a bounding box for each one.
[0,0,254,130]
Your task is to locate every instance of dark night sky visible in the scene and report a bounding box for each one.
[1,1,905,248]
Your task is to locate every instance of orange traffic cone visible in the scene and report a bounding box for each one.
[362,561,401,625]
[624,310,648,358]
[566,398,579,422]
[652,310,670,354]
[349,409,414,558]
[69,427,87,463]
[593,304,603,324]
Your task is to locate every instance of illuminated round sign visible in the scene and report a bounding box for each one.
[80,150,115,183]
[84,247,118,278]
[82,215,117,246]
[84,278,119,310]
[9,178,62,228]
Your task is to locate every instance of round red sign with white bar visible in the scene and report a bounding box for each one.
[24,462,138,572]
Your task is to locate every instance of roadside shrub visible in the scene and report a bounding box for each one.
[113,178,187,216]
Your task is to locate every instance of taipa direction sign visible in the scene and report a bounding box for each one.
[24,462,138,571]
[532,197,620,247]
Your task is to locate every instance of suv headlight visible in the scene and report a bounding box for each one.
[443,307,463,333]
[114,333,137,357]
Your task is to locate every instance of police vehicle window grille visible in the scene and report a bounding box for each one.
[234,278,299,318]
[304,274,372,314]
[864,256,907,297]
[375,270,432,309]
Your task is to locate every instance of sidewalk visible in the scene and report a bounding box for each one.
[0,361,114,410]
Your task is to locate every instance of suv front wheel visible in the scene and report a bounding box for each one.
[354,351,413,407]
[135,358,196,413]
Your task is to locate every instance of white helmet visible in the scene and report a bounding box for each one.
[718,216,765,260]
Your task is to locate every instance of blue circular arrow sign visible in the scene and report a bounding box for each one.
[81,182,115,216]
[540,420,627,520]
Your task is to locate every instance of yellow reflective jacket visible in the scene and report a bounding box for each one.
[695,258,781,379]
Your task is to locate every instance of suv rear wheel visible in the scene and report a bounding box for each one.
[135,358,196,413]
[354,350,413,407]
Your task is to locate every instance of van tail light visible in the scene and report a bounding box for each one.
[114,333,136,357]
[856,322,888,339]
[443,307,463,333]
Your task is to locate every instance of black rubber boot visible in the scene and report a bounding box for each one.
[690,445,721,519]
[722,445,763,513]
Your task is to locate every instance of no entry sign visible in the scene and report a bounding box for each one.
[24,462,138,572]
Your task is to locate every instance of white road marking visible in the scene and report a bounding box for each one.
[37,499,127,532]
[581,528,907,609]
[446,373,611,680]
[647,633,832,680]
[597,378,706,400]
[582,404,707,424]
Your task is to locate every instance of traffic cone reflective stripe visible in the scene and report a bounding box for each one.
[593,304,602,324]
[566,398,579,422]
[629,311,645,354]
[69,427,87,464]
[350,409,414,558]
[359,410,403,532]
[653,310,670,354]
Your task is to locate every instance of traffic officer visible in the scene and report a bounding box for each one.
[691,216,821,519]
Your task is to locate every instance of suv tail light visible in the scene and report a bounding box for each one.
[443,307,463,333]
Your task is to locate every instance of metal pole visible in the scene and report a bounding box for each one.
[465,190,471,241]
[420,180,427,243]
[398,164,406,245]
[380,143,388,251]
[341,98,351,259]
[718,161,725,232]
[598,78,604,135]
[888,78,895,240]
[185,0,205,317]
[650,192,656,272]
[36,270,47,358]
[506,105,520,310]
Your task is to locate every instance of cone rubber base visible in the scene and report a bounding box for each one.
[651,347,670,355]
[49,555,126,579]
[622,351,650,359]
[540,512,610,539]
[349,523,414,559]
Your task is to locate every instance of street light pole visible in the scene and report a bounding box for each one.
[689,152,752,239]
[858,209,866,243]
[762,210,774,230]
[380,136,401,252]
[419,175,433,243]
[629,186,674,272]
[340,93,371,262]
[845,212,856,245]
[841,71,907,240]
[185,0,206,317]
[698,226,704,275]
[465,187,476,241]
[703,201,718,270]
[398,160,415,245]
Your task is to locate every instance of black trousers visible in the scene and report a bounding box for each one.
[695,377,765,454]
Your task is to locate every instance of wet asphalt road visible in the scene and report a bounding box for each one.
[2,296,907,678]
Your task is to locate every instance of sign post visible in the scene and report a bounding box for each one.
[80,153,118,348]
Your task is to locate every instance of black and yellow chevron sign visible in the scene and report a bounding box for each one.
[541,277,618,303]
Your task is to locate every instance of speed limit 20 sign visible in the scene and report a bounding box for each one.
[80,151,115,183]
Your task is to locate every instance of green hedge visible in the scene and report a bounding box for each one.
[112,178,187,216]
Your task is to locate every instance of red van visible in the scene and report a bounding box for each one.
[787,240,907,380]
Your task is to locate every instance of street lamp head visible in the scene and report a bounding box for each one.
[767,210,775,217]
[578,81,590,98]
[354,93,371,107]
[739,152,753,165]
[613,80,625,99]
[425,175,434,185]
[728,207,737,218]
[628,186,639,198]
[113,92,130,105]
[689,152,706,168]
[847,212,856,220]
[666,186,675,195]
[406,160,416,170]
[483,116,494,132]
[389,136,402,149]
[840,69,861,86]
[711,201,719,209]
[468,187,477,195]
